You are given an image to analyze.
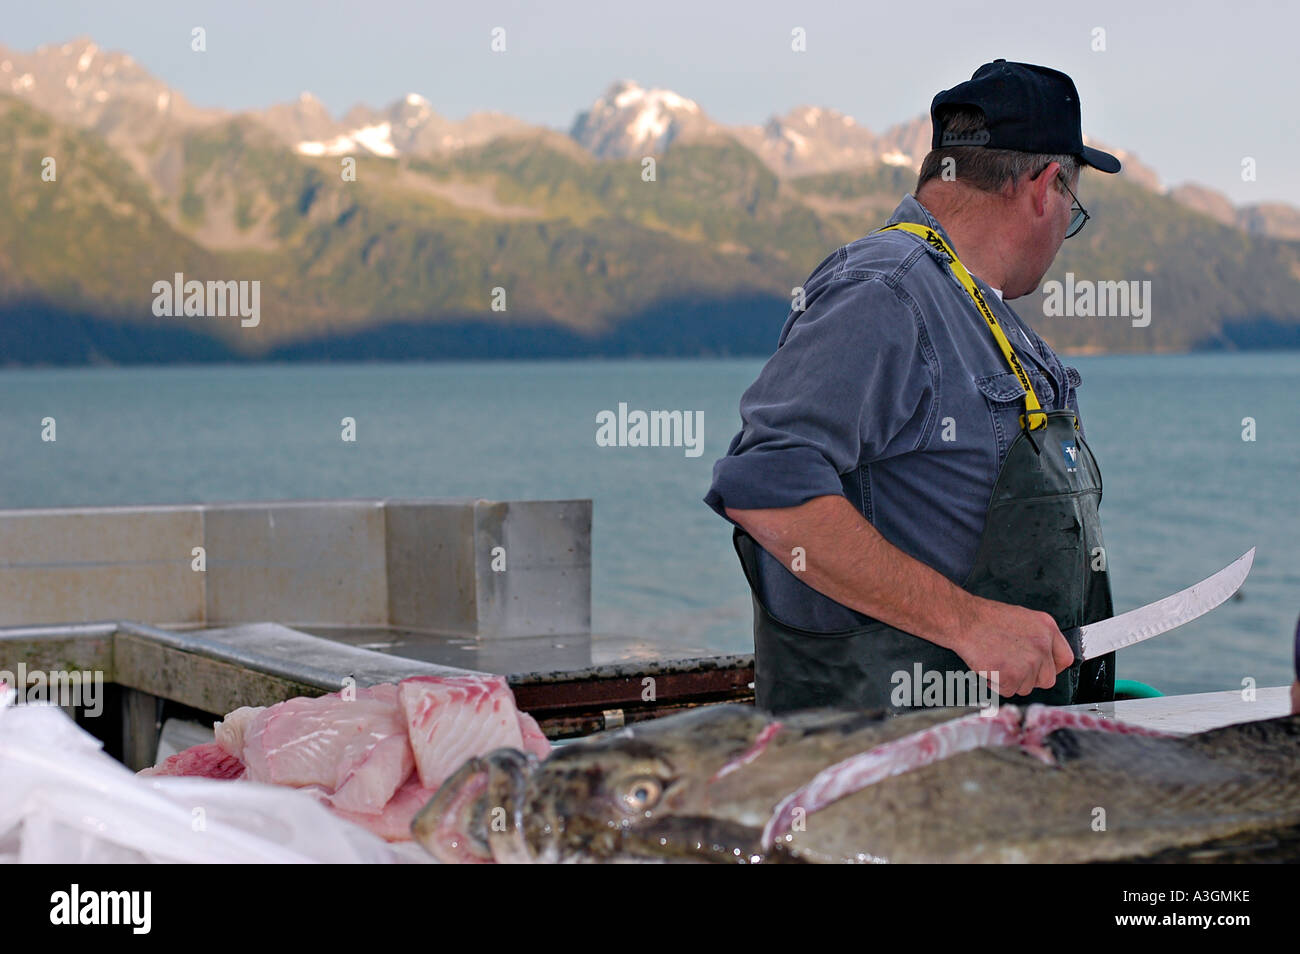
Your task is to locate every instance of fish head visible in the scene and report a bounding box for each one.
[412,704,776,863]
[411,747,537,864]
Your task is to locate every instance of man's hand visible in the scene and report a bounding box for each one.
[955,599,1076,699]
[726,494,1075,696]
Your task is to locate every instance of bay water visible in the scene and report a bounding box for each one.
[0,352,1295,694]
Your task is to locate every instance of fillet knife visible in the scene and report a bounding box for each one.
[1070,548,1255,661]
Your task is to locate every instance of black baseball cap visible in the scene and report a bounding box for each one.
[930,59,1121,174]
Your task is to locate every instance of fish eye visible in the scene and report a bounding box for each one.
[618,776,663,814]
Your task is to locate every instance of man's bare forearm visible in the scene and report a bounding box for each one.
[726,494,976,654]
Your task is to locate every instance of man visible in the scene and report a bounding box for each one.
[705,60,1122,714]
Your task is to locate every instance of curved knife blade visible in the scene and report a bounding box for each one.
[1072,548,1255,661]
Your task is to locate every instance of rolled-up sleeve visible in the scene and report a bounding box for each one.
[705,276,934,520]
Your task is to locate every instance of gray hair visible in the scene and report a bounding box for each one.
[916,106,1079,195]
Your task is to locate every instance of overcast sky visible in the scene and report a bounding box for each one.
[6,0,1298,205]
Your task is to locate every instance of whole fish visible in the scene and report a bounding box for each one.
[412,702,1300,863]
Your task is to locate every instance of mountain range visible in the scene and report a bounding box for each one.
[3,36,1299,365]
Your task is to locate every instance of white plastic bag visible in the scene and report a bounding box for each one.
[0,691,433,863]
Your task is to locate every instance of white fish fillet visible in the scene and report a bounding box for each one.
[329,775,441,842]
[154,676,552,834]
[242,685,412,815]
[400,675,551,789]
[214,705,266,760]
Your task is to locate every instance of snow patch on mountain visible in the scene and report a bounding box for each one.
[298,121,396,157]
[571,80,713,158]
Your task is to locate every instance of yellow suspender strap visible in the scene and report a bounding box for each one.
[878,222,1048,431]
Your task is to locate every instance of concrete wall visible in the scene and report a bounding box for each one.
[205,501,389,628]
[0,498,591,638]
[384,498,591,638]
[0,506,204,627]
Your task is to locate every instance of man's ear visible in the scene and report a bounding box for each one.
[1028,160,1058,217]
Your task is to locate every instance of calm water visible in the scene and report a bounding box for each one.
[1,353,1296,694]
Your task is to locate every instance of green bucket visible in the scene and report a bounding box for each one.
[1113,679,1163,700]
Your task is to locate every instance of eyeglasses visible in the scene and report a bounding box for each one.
[1035,163,1089,238]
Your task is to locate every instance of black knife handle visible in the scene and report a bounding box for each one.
[1062,625,1085,665]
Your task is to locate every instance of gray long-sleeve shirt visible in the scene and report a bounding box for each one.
[705,194,1087,631]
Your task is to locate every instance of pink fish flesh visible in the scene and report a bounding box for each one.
[139,742,246,780]
[328,776,441,842]
[400,675,551,790]
[139,675,551,839]
[242,684,412,815]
